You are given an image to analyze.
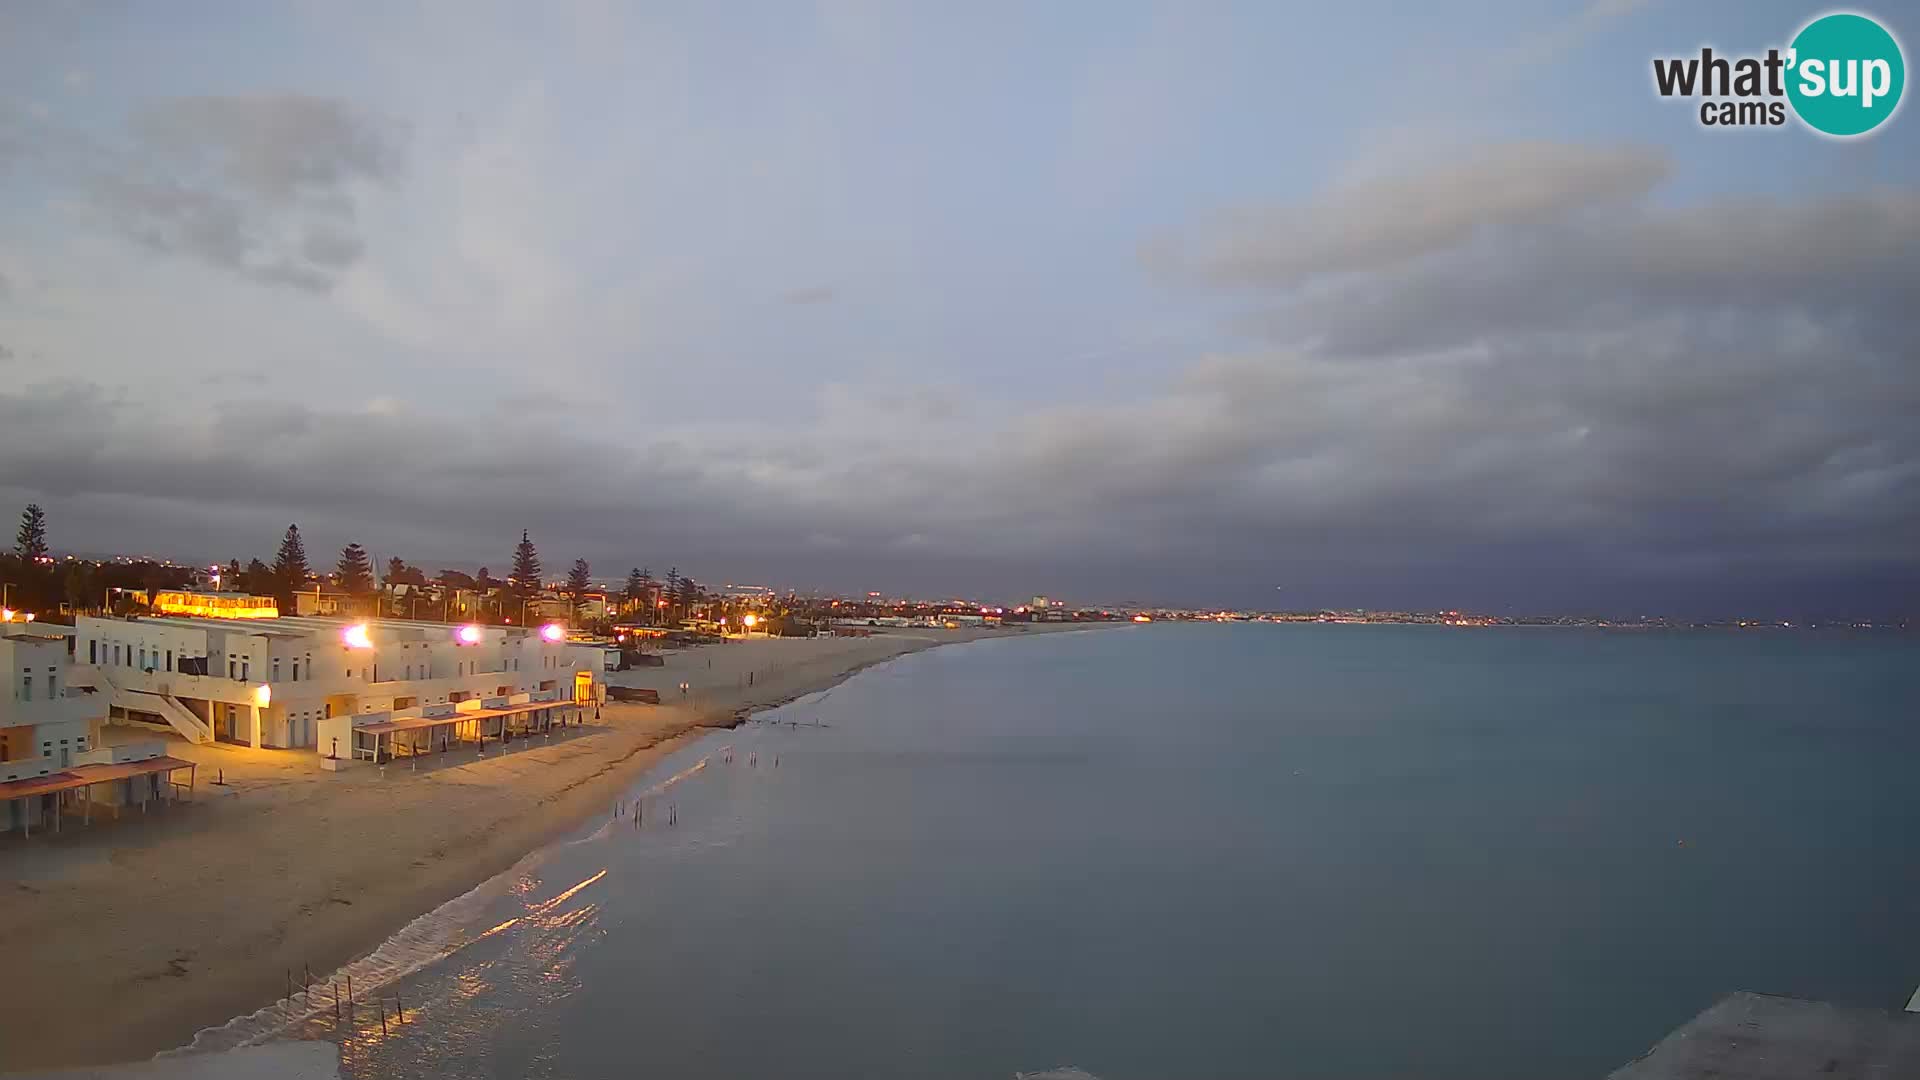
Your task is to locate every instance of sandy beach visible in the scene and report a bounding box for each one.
[0,624,1093,1071]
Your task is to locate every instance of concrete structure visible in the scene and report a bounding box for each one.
[72,615,600,751]
[293,590,352,617]
[1607,992,1920,1079]
[3,626,110,833]
[2,627,101,770]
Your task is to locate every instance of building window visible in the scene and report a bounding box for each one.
[241,660,250,681]
[292,660,300,682]
[166,650,173,671]
[273,658,281,681]
[21,675,31,702]
[139,647,147,669]
[229,659,237,679]
[114,645,122,666]
[89,640,98,664]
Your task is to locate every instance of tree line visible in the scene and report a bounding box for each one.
[3,504,719,628]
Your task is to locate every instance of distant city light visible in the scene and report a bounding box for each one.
[540,623,565,642]
[742,613,758,628]
[457,624,483,644]
[1133,614,1152,623]
[342,623,373,649]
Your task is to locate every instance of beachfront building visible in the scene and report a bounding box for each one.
[2,626,101,771]
[71,615,602,751]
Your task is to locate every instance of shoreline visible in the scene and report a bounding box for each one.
[0,624,1099,1071]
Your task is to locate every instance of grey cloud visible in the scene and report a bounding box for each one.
[781,285,837,305]
[54,95,404,291]
[1263,191,1920,356]
[302,224,365,269]
[1147,142,1670,288]
[132,95,401,201]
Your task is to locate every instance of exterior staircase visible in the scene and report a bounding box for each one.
[101,675,213,744]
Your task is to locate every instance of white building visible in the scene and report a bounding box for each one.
[2,626,101,774]
[72,615,601,751]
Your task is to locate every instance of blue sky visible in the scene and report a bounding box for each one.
[2,2,1916,614]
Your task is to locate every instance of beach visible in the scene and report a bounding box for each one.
[0,625,1090,1072]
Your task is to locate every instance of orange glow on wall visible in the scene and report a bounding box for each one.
[149,591,279,619]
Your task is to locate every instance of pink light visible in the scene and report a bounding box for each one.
[457,624,483,644]
[540,623,564,642]
[342,623,372,649]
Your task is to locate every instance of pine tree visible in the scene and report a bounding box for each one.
[638,567,657,623]
[625,567,646,605]
[663,567,681,622]
[337,543,374,595]
[15,503,48,561]
[225,558,242,584]
[566,558,591,598]
[243,558,274,596]
[510,530,542,595]
[273,524,311,608]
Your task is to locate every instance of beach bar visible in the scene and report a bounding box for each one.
[0,751,196,837]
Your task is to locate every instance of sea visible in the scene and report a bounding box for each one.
[191,623,1920,1079]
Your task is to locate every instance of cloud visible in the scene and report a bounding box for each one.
[35,95,407,292]
[1262,191,1920,357]
[781,285,837,305]
[1147,142,1670,288]
[130,95,401,201]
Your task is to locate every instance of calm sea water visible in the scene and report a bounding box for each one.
[296,624,1919,1079]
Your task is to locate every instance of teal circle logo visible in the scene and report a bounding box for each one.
[1787,13,1905,136]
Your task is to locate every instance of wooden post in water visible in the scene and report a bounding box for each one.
[333,982,340,1019]
[380,1001,388,1037]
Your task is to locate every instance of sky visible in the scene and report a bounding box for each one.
[1,1,1916,616]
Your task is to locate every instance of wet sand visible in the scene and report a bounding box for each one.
[0,625,1096,1071]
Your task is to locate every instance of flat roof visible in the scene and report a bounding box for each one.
[356,700,578,735]
[0,757,195,801]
